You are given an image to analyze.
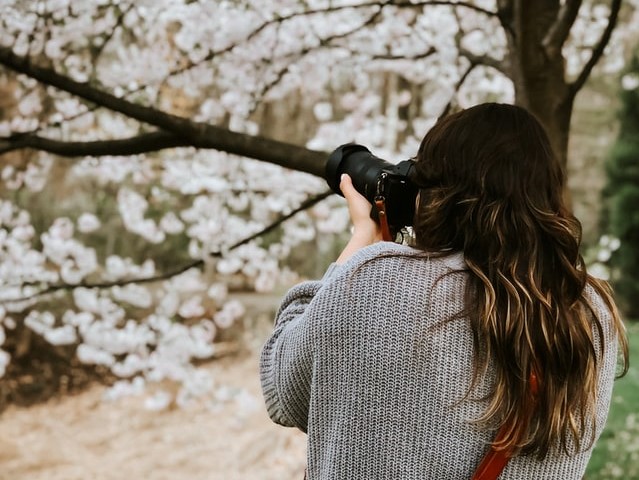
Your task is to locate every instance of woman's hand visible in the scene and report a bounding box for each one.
[336,174,383,264]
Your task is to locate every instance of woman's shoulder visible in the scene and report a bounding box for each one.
[332,241,466,279]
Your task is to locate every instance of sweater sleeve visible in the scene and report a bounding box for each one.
[259,263,343,432]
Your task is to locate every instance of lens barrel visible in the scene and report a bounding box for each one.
[325,143,394,205]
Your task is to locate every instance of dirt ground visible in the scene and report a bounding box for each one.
[0,305,308,480]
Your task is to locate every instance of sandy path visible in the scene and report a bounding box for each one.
[0,312,307,480]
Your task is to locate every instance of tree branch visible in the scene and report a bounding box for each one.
[90,3,135,70]
[368,46,437,61]
[248,7,385,113]
[542,0,583,58]
[0,45,199,137]
[0,131,187,157]
[1,190,333,305]
[568,0,622,98]
[439,61,478,118]
[495,0,515,41]
[0,46,328,176]
[458,47,507,75]
[451,4,507,77]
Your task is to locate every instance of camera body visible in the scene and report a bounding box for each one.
[325,143,418,234]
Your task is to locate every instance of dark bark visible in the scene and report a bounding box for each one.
[0,131,187,156]
[497,0,622,170]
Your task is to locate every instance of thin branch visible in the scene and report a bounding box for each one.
[0,131,186,157]
[458,47,506,75]
[157,1,497,85]
[368,46,437,61]
[542,0,583,57]
[91,3,135,68]
[248,6,385,113]
[392,1,498,17]
[568,0,622,98]
[225,190,332,251]
[452,4,507,77]
[157,3,383,83]
[439,61,477,119]
[1,190,333,305]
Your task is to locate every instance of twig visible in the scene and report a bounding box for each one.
[1,190,333,305]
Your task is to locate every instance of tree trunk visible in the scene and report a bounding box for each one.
[504,0,575,171]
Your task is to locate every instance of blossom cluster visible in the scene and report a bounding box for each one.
[0,0,634,408]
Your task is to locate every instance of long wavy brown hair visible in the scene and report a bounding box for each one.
[412,103,628,458]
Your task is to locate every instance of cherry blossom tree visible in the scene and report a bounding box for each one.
[0,0,636,407]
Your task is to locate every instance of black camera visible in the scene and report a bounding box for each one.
[325,143,418,234]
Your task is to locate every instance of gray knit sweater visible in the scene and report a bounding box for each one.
[260,242,618,479]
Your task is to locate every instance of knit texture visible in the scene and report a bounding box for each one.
[260,242,619,479]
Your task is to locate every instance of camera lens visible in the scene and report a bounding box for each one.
[325,144,394,204]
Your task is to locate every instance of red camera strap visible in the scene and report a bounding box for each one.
[472,371,540,480]
[374,197,393,241]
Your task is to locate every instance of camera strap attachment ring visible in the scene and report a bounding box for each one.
[375,174,393,242]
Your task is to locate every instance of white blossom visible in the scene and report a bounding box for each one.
[313,102,333,121]
[103,377,146,401]
[105,255,128,279]
[24,159,52,192]
[216,257,243,275]
[609,238,621,251]
[255,272,276,292]
[77,213,101,233]
[112,353,147,378]
[117,188,165,243]
[589,262,610,281]
[214,299,245,328]
[176,369,214,408]
[159,212,185,234]
[73,288,124,320]
[76,343,116,366]
[41,218,98,283]
[44,325,78,346]
[190,319,216,343]
[144,390,172,411]
[3,317,16,330]
[178,295,206,318]
[622,74,639,91]
[112,284,153,309]
[24,310,56,335]
[157,291,180,317]
[62,310,95,328]
[207,283,228,304]
[168,269,206,293]
[597,248,612,263]
[0,349,10,377]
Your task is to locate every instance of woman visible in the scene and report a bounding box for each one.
[260,103,628,479]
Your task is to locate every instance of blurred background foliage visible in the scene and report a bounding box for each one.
[603,51,639,320]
